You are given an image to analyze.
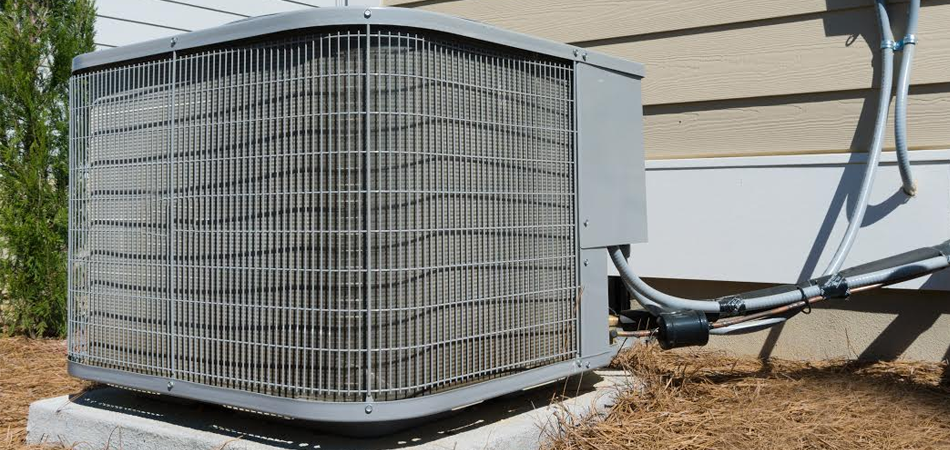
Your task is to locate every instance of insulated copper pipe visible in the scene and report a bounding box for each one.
[616,277,927,339]
[710,296,823,329]
[614,286,882,337]
[710,283,883,329]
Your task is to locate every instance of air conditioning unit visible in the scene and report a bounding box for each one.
[67,7,647,429]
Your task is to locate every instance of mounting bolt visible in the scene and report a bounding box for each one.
[583,259,589,266]
[167,381,174,391]
[583,219,589,227]
[573,49,580,57]
[581,52,588,61]
[364,405,373,414]
[363,9,372,18]
[585,362,591,369]
[169,37,177,48]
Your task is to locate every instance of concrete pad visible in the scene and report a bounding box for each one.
[27,370,628,450]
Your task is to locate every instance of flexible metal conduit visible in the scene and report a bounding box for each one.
[709,317,786,335]
[609,247,809,313]
[895,0,920,195]
[822,0,895,277]
[609,244,950,316]
[610,243,950,343]
[608,0,927,336]
[708,0,915,334]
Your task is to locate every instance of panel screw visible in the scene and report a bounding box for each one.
[167,381,174,391]
[170,37,177,48]
[364,405,373,414]
[583,259,589,266]
[573,49,580,57]
[583,220,589,227]
[585,362,591,368]
[581,52,588,61]
[363,9,372,18]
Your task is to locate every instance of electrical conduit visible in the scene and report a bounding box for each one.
[609,0,925,336]
[894,0,920,195]
[822,0,895,277]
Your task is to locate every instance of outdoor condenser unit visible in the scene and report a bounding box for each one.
[67,7,647,426]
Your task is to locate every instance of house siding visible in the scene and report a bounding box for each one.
[383,0,950,159]
[387,0,950,361]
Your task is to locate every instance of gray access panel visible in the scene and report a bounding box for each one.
[579,248,612,358]
[576,63,648,249]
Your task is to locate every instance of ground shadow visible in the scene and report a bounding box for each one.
[68,372,606,449]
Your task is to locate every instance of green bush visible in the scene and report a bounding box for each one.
[0,0,95,337]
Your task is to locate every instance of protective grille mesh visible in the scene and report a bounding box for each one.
[68,28,577,403]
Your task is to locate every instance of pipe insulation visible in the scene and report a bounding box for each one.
[609,241,950,317]
[709,253,946,335]
[709,318,787,335]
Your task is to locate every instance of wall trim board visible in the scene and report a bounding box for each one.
[620,148,950,291]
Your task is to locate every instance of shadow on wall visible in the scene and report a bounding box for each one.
[823,288,950,360]
[750,0,947,363]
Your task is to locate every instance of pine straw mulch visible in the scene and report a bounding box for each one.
[550,344,950,450]
[4,338,950,450]
[0,337,91,450]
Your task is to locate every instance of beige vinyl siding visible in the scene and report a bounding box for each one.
[600,4,950,106]
[384,0,875,42]
[385,0,950,159]
[646,85,950,159]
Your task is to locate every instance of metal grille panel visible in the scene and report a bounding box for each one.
[68,27,577,404]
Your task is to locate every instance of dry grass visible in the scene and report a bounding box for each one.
[550,344,950,450]
[4,338,950,449]
[0,338,90,450]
